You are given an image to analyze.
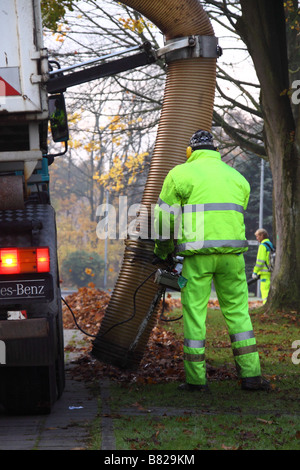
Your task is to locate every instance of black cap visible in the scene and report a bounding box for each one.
[189,130,215,150]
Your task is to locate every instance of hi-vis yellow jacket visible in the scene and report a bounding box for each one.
[154,149,250,259]
[253,238,273,277]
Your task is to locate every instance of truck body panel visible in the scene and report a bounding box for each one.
[0,0,48,116]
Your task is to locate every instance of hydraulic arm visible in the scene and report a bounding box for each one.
[47,36,221,94]
[47,42,157,94]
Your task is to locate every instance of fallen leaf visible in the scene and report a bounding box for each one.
[221,443,239,450]
[257,418,273,425]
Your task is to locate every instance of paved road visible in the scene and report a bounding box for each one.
[0,330,99,450]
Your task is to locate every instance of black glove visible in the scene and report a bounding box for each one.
[152,255,165,265]
[152,254,174,266]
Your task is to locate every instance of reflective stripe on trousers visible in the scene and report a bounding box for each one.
[230,330,258,360]
[183,339,205,366]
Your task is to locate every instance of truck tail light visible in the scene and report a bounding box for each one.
[36,248,50,272]
[0,247,50,275]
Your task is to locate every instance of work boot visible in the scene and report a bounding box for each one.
[178,383,209,392]
[241,376,271,391]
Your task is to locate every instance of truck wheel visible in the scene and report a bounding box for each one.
[1,365,56,415]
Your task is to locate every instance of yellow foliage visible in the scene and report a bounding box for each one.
[112,136,122,146]
[118,16,152,34]
[68,112,81,124]
[55,36,64,43]
[52,23,71,43]
[69,139,82,149]
[284,1,300,31]
[108,115,126,131]
[84,140,101,152]
[93,151,148,191]
[85,268,95,277]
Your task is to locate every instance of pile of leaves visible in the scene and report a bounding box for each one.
[62,285,237,385]
[63,284,110,336]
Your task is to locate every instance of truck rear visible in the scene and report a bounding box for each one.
[0,0,65,414]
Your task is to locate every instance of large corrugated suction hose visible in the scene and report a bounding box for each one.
[92,0,217,369]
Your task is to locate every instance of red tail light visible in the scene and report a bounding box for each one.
[0,249,19,274]
[36,248,50,272]
[0,247,50,275]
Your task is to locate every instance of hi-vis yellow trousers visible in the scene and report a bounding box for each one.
[181,253,261,385]
[260,274,271,304]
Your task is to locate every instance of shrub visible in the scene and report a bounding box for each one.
[62,250,104,288]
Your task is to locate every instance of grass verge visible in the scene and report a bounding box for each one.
[91,306,300,450]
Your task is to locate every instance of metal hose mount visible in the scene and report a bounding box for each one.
[92,0,217,369]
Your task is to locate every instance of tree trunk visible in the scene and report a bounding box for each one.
[237,0,300,311]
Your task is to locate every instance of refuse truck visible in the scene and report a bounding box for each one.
[0,0,220,414]
[0,0,162,414]
[0,0,66,414]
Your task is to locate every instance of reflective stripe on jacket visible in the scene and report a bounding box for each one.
[154,149,250,259]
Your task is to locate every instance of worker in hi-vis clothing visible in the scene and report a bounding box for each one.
[154,130,270,392]
[252,228,274,304]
